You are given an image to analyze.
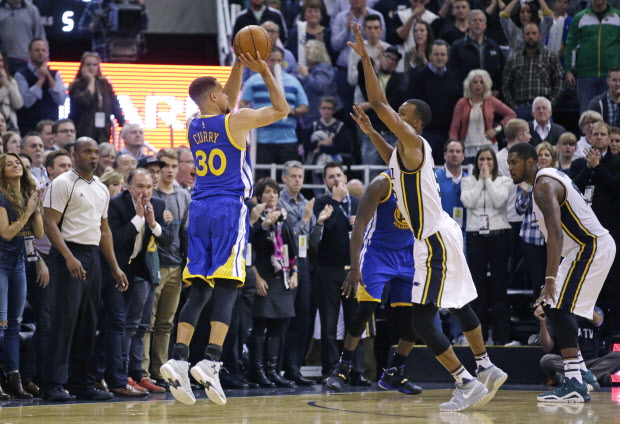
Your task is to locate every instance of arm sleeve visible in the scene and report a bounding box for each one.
[501,58,516,107]
[460,177,484,208]
[51,72,67,106]
[563,16,579,73]
[484,176,511,208]
[15,71,42,108]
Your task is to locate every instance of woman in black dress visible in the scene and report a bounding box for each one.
[248,178,298,388]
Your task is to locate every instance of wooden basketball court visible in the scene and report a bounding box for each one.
[0,385,617,423]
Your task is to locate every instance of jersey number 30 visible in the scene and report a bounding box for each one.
[195,149,227,177]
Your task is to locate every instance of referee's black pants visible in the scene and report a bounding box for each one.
[44,243,101,389]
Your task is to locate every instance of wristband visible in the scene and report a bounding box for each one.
[292,269,298,273]
[545,276,556,281]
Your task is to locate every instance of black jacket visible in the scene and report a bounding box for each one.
[529,121,567,146]
[107,191,172,283]
[312,194,359,267]
[449,34,505,94]
[569,152,620,236]
[587,92,620,127]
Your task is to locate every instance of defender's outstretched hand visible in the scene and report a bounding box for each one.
[346,23,369,58]
[237,52,268,74]
[350,104,374,135]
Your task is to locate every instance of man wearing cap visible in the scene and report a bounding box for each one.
[93,168,172,396]
[138,156,165,190]
[357,43,408,178]
[407,39,462,164]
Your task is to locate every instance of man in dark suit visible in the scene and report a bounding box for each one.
[358,44,408,177]
[529,97,567,146]
[569,122,620,337]
[94,168,172,397]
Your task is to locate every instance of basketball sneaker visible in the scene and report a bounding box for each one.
[476,365,508,398]
[581,370,600,392]
[324,363,351,392]
[378,366,422,395]
[190,359,227,405]
[536,377,590,403]
[160,359,196,405]
[439,379,491,412]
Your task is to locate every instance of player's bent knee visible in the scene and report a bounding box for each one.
[211,278,239,326]
[349,302,378,337]
[449,304,480,333]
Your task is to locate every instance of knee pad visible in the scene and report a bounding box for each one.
[348,302,378,338]
[394,306,416,343]
[178,279,213,327]
[449,304,480,333]
[210,279,239,326]
[545,306,579,349]
[411,304,450,356]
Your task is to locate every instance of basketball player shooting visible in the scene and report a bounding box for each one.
[348,22,507,412]
[160,50,290,406]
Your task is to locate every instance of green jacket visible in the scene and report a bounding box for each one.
[564,5,620,78]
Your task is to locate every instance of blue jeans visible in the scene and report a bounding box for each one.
[0,256,27,371]
[129,278,155,381]
[577,77,608,114]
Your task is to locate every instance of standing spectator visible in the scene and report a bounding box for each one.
[41,137,128,402]
[3,131,21,154]
[35,119,54,150]
[569,122,620,336]
[331,0,386,117]
[501,23,564,121]
[311,163,367,384]
[240,47,309,167]
[460,146,513,345]
[408,40,461,164]
[360,45,408,171]
[69,52,125,144]
[587,66,620,127]
[175,146,194,192]
[14,39,67,135]
[450,69,515,162]
[119,124,147,160]
[288,0,334,63]
[21,132,46,184]
[499,0,553,58]
[0,153,44,398]
[556,132,577,172]
[277,161,315,386]
[545,0,572,62]
[610,126,620,155]
[247,178,297,388]
[449,10,505,97]
[0,51,23,132]
[115,153,137,181]
[242,21,298,83]
[95,142,116,177]
[347,14,390,108]
[438,0,471,45]
[143,148,190,388]
[527,96,567,146]
[0,0,46,74]
[297,40,336,126]
[232,0,288,45]
[564,0,620,113]
[407,21,434,72]
[388,0,439,53]
[574,110,604,160]
[51,119,76,151]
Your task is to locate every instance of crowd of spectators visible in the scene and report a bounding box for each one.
[0,0,618,401]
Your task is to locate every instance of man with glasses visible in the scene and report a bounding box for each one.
[50,119,76,151]
[574,111,604,160]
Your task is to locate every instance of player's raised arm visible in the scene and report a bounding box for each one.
[232,52,290,131]
[351,104,394,165]
[532,176,565,307]
[348,23,420,148]
[223,59,244,110]
[342,174,390,298]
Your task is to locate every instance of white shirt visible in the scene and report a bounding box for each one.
[130,214,162,260]
[443,165,463,184]
[43,169,109,245]
[534,120,551,141]
[574,137,590,160]
[497,147,523,223]
[460,175,513,232]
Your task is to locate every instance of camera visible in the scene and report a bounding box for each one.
[107,0,143,37]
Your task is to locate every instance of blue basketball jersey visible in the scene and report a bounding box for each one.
[188,114,253,200]
[362,172,414,250]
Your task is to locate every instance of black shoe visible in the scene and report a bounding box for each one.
[349,371,372,386]
[73,385,115,401]
[154,379,170,391]
[42,385,72,402]
[238,374,260,389]
[325,365,351,392]
[285,372,315,387]
[220,373,250,390]
[378,367,422,395]
[266,370,296,388]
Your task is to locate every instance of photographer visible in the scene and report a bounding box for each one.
[78,0,149,62]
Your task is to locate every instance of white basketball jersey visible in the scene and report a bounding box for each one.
[532,168,608,257]
[389,136,450,241]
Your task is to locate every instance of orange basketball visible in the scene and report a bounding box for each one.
[233,25,273,60]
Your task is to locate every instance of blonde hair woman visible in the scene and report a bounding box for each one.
[298,40,336,124]
[536,141,556,169]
